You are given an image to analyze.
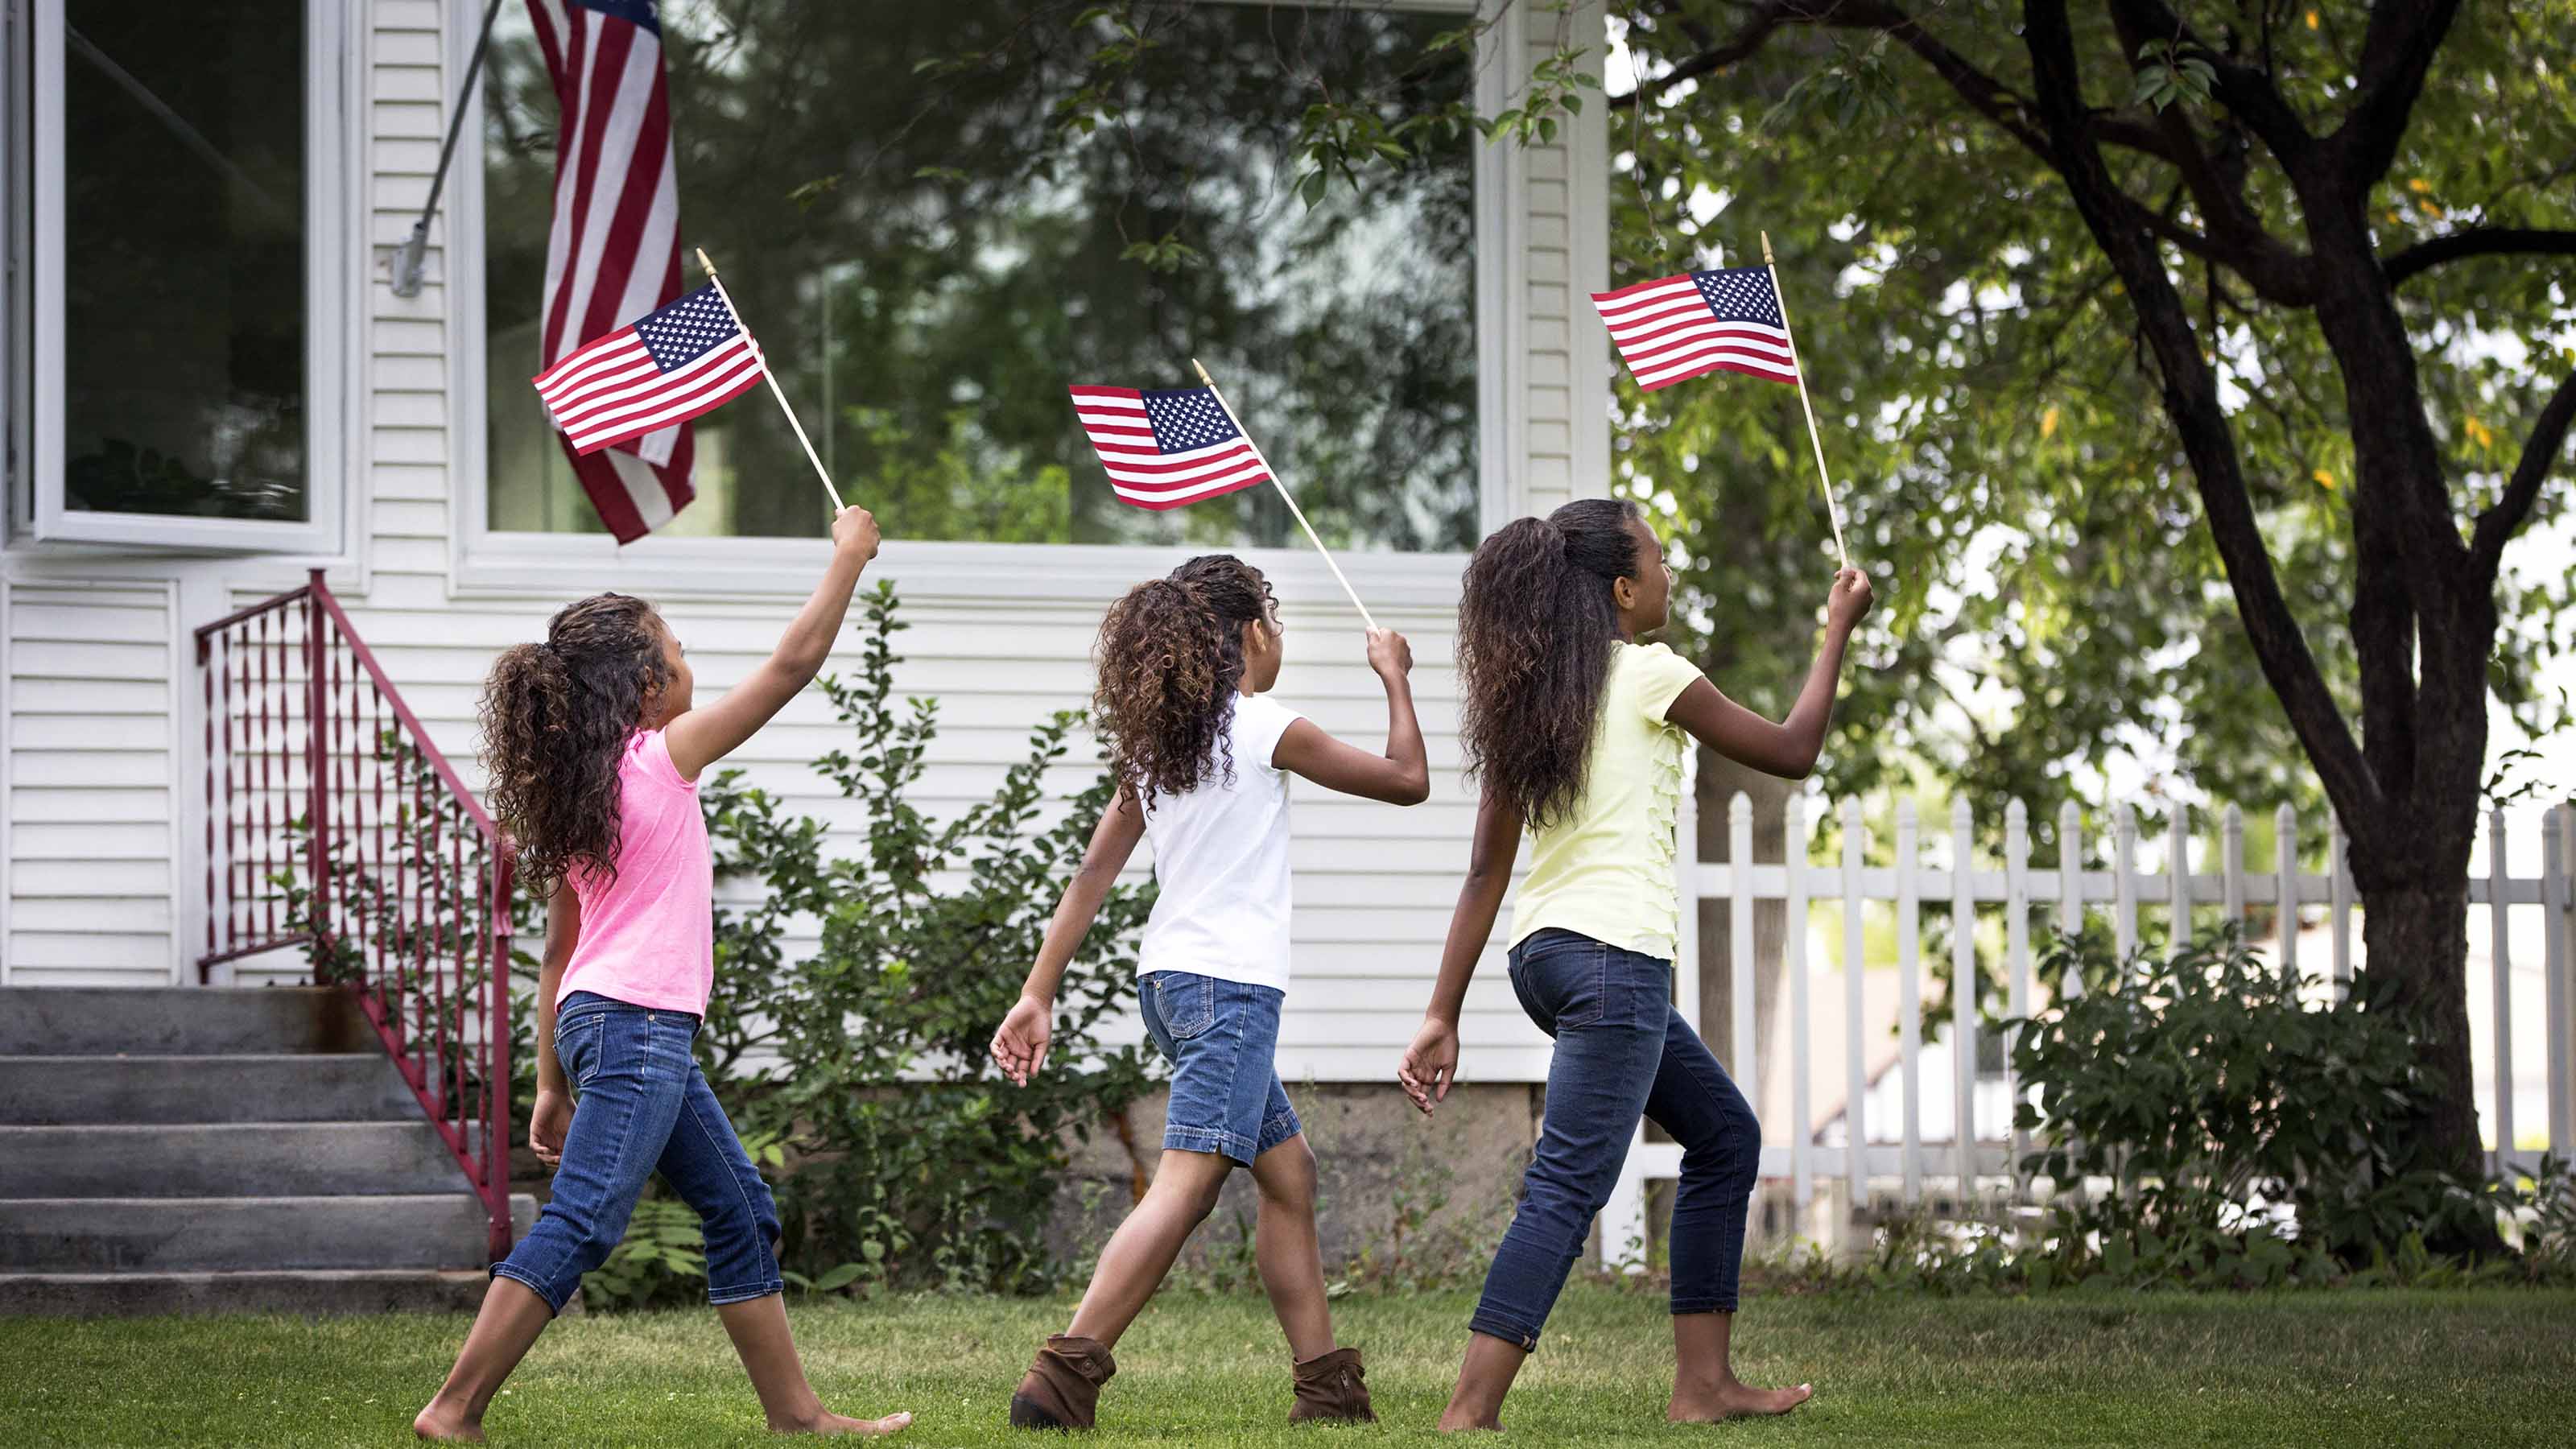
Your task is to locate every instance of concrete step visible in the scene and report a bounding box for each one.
[0,1269,499,1317]
[0,1194,539,1273]
[0,1053,420,1125]
[0,1122,469,1198]
[0,987,371,1056]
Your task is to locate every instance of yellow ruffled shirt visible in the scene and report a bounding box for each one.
[1505,642,1705,962]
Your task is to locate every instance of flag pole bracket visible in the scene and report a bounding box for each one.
[388,0,509,299]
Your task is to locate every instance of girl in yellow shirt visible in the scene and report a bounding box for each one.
[1399,497,1870,1431]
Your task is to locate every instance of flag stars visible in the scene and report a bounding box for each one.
[1690,266,1783,327]
[636,287,741,369]
[1141,387,1241,453]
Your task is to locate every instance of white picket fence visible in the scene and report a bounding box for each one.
[1598,759,2576,1266]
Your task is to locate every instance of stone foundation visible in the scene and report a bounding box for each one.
[1047,1081,1542,1280]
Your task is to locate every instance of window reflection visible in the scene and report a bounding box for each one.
[64,1,308,522]
[484,1,1477,551]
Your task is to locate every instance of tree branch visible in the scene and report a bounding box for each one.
[2099,0,2318,172]
[1614,0,2315,299]
[2021,0,2380,826]
[2334,0,2465,189]
[2470,370,2576,579]
[2384,227,2576,289]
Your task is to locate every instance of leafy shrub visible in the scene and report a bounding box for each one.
[579,1198,711,1311]
[2007,925,2492,1280]
[702,582,1158,1294]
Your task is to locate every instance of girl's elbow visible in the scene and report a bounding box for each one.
[1392,770,1431,807]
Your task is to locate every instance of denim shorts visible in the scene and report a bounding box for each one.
[491,991,784,1313]
[1138,970,1301,1166]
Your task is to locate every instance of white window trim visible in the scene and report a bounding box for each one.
[448,0,1524,606]
[15,0,353,555]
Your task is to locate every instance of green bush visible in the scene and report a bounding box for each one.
[2006,925,2492,1283]
[703,582,1158,1294]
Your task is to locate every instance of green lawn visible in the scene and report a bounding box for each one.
[6,1282,2573,1447]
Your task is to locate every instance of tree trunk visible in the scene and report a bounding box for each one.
[2355,873,2482,1176]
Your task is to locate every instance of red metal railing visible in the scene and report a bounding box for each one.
[196,570,516,1259]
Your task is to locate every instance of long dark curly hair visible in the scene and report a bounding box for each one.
[1457,497,1646,830]
[1092,555,1278,805]
[478,592,673,893]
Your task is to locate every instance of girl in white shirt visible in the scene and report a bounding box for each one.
[989,553,1427,1430]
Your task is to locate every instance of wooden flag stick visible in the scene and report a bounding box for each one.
[1190,359,1377,631]
[695,247,845,514]
[1760,231,1851,572]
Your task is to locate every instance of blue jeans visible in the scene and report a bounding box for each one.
[1469,929,1761,1350]
[1138,971,1302,1166]
[492,992,783,1313]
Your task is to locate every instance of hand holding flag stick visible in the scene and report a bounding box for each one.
[695,248,845,514]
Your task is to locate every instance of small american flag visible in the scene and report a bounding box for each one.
[1067,385,1270,510]
[531,284,763,456]
[1590,266,1799,391]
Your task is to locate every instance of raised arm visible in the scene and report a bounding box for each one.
[665,506,879,782]
[526,884,580,1166]
[1270,628,1430,806]
[990,789,1148,1086]
[1397,786,1523,1115]
[1664,568,1872,780]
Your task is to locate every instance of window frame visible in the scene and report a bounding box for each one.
[448,0,1519,603]
[13,0,353,555]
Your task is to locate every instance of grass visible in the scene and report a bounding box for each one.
[5,1281,2574,1447]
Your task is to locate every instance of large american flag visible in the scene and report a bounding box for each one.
[527,0,694,542]
[1590,266,1800,392]
[1067,385,1270,510]
[531,285,762,456]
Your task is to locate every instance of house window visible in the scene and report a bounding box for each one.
[16,0,342,552]
[481,2,1480,553]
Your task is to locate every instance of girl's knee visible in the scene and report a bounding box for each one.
[1254,1141,1319,1212]
[695,1174,782,1257]
[1681,1124,1761,1195]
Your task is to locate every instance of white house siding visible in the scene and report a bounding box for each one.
[2,1,1610,1084]
[1,581,183,985]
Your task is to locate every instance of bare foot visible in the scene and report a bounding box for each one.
[770,1408,913,1436]
[412,1402,485,1443]
[1435,1410,1504,1433]
[1668,1381,1812,1422]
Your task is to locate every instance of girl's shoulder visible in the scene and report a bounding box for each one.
[1611,642,1706,719]
[621,728,694,791]
[1225,692,1304,774]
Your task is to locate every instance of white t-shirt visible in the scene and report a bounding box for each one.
[1136,691,1302,993]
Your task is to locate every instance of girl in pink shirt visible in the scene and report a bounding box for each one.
[415,506,908,1443]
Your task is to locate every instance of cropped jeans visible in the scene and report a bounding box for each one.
[1469,929,1761,1351]
[491,991,783,1313]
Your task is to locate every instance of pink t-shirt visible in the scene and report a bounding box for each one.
[555,729,713,1015]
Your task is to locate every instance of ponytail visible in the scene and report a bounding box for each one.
[1092,555,1277,803]
[1456,497,1644,829]
[478,592,671,892]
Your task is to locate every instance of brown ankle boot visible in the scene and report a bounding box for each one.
[1288,1346,1375,1424]
[1009,1334,1117,1430]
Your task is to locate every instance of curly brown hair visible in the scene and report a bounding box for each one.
[1091,555,1278,805]
[1456,497,1645,830]
[477,592,672,894]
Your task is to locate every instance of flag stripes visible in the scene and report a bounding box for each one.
[1591,268,1800,392]
[1068,386,1273,510]
[531,284,765,456]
